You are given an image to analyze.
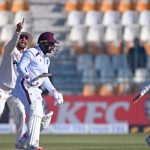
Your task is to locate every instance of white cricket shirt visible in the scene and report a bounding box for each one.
[16,45,55,92]
[0,32,22,91]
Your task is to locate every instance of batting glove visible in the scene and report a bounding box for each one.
[51,90,64,106]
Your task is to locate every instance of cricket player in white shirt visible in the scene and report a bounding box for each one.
[133,83,150,146]
[12,32,64,150]
[0,19,33,144]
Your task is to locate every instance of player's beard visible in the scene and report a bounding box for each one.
[17,42,27,51]
[20,43,27,49]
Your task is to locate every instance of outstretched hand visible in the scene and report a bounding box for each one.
[133,93,141,104]
[16,18,24,32]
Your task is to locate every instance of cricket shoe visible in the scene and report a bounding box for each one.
[16,140,26,149]
[41,111,53,130]
[145,135,150,146]
[25,146,43,150]
[16,133,28,149]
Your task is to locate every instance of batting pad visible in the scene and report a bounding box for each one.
[14,101,26,142]
[41,111,53,130]
[27,115,42,147]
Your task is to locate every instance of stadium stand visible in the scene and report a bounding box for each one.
[112,54,128,71]
[104,25,122,43]
[147,56,150,71]
[138,10,150,26]
[136,0,150,12]
[65,0,81,12]
[11,0,30,13]
[121,10,138,26]
[144,42,150,56]
[69,25,87,43]
[118,0,135,12]
[117,67,133,83]
[0,10,14,27]
[87,42,105,56]
[123,25,140,43]
[100,0,116,12]
[1,0,150,95]
[14,10,32,24]
[76,53,94,73]
[99,68,116,84]
[84,10,102,26]
[82,0,98,12]
[66,10,85,27]
[82,83,96,96]
[140,26,150,43]
[134,68,150,84]
[0,42,4,65]
[102,11,121,26]
[70,41,87,55]
[94,53,111,70]
[97,82,115,96]
[86,25,105,43]
[81,67,96,85]
[0,0,9,11]
[105,41,122,55]
[49,48,83,94]
[0,24,15,43]
[116,67,133,95]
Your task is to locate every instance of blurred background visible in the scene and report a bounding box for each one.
[0,0,150,136]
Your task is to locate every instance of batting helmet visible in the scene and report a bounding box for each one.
[38,32,60,55]
[38,32,59,45]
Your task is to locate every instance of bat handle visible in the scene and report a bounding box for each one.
[133,93,141,104]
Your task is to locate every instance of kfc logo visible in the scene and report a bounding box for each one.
[56,101,130,123]
[44,96,149,125]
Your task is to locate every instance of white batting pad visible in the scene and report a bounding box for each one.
[41,111,54,130]
[27,115,42,147]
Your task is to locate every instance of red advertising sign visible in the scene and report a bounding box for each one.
[43,95,150,125]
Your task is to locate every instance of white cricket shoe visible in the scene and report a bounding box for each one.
[145,135,150,146]
[41,111,53,130]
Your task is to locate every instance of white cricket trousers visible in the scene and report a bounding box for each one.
[0,89,26,142]
[12,79,45,147]
[0,89,9,117]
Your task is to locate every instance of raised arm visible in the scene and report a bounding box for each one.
[4,18,24,54]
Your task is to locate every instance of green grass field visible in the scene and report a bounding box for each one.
[0,134,149,150]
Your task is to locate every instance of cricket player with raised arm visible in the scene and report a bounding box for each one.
[133,83,150,146]
[12,32,64,150]
[0,19,33,145]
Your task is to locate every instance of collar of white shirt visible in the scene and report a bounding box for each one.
[35,44,44,56]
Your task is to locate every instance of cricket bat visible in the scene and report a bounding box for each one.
[30,73,52,84]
